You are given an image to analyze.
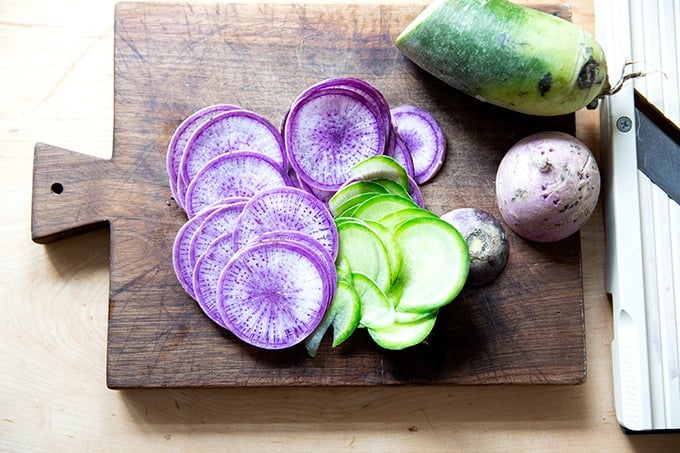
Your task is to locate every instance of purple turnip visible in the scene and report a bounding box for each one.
[441,208,509,286]
[495,131,600,242]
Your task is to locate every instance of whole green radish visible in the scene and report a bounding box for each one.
[395,0,609,116]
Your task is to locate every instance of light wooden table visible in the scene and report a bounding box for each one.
[2,0,679,451]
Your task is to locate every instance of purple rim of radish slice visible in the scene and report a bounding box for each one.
[184,151,290,217]
[284,87,385,191]
[295,174,334,203]
[172,205,224,298]
[407,175,425,208]
[216,240,333,349]
[188,200,247,270]
[390,104,446,184]
[179,108,286,190]
[192,231,237,329]
[167,104,240,208]
[232,186,339,260]
[387,133,416,179]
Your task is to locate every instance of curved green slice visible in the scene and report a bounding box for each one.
[372,178,412,200]
[329,181,388,216]
[352,272,395,330]
[393,216,469,313]
[379,206,439,230]
[333,192,381,218]
[368,311,437,350]
[351,155,410,189]
[352,193,418,222]
[336,220,391,291]
[364,219,403,285]
[304,279,361,356]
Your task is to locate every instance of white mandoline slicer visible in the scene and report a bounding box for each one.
[595,0,680,433]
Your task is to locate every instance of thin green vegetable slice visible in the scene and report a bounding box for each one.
[368,312,437,350]
[363,219,403,285]
[328,180,388,216]
[333,192,381,218]
[393,216,469,313]
[378,206,438,230]
[352,272,395,330]
[351,155,410,189]
[336,220,391,291]
[351,193,418,222]
[372,178,412,201]
[304,279,362,356]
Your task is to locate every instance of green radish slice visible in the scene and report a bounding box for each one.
[393,216,469,313]
[351,193,418,222]
[328,180,388,216]
[352,272,396,329]
[372,178,412,201]
[332,192,380,218]
[350,155,409,189]
[363,219,403,285]
[394,308,435,324]
[368,312,437,350]
[304,279,362,357]
[378,206,438,230]
[336,220,391,291]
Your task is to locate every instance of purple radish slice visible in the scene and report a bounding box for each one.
[167,104,240,208]
[192,231,237,329]
[284,87,385,191]
[216,240,333,350]
[188,200,247,269]
[172,205,224,298]
[179,109,286,190]
[292,78,392,144]
[232,186,339,260]
[184,151,290,217]
[387,134,416,179]
[253,230,337,295]
[390,104,446,184]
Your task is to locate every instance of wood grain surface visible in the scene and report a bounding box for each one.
[30,1,584,388]
[7,0,680,450]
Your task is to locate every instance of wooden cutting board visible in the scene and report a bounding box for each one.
[31,1,585,387]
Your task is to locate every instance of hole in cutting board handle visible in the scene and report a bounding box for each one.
[50,182,64,194]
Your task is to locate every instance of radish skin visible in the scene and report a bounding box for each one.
[495,131,600,242]
[395,0,609,116]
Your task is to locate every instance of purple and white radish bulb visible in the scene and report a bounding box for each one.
[495,131,600,243]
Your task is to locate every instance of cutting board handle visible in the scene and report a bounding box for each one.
[31,143,115,243]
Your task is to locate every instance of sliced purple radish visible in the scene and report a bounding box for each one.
[172,205,223,298]
[387,134,416,179]
[188,199,247,269]
[291,78,392,144]
[284,87,385,191]
[192,232,237,328]
[232,186,338,260]
[253,230,337,294]
[391,104,446,184]
[179,109,286,190]
[216,240,333,350]
[184,151,290,217]
[167,104,240,207]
